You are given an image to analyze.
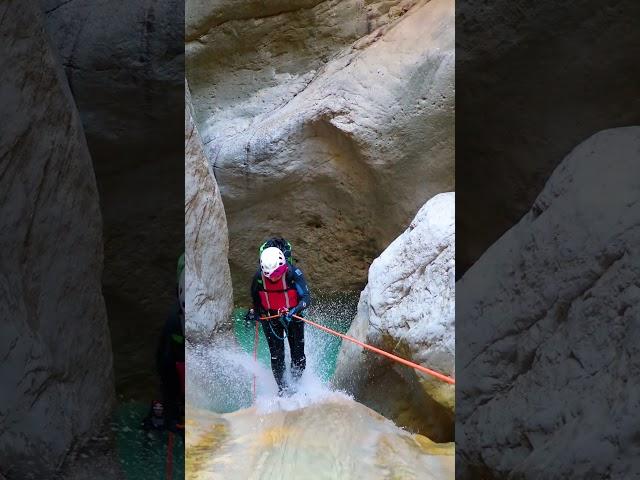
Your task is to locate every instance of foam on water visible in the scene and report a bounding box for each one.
[186,337,261,412]
[187,294,358,414]
[254,370,352,414]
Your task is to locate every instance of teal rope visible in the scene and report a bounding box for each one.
[268,318,288,340]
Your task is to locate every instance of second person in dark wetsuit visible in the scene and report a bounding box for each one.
[144,254,185,432]
[249,246,311,395]
[155,301,185,430]
[154,256,186,431]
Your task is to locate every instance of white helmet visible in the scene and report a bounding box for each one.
[260,246,286,278]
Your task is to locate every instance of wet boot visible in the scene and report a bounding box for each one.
[277,382,288,397]
[278,384,297,397]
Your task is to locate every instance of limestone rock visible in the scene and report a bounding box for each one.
[186,0,327,42]
[457,127,640,478]
[186,0,454,295]
[185,85,234,340]
[333,192,455,441]
[0,2,113,478]
[186,398,454,479]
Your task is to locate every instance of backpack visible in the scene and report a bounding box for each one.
[259,237,294,266]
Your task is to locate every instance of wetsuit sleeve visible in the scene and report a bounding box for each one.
[250,271,264,314]
[291,267,312,311]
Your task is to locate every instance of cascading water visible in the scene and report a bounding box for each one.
[185,295,454,479]
[187,294,359,414]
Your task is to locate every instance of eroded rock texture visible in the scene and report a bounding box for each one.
[0,2,113,477]
[186,0,454,295]
[185,85,234,340]
[457,127,640,478]
[333,192,455,441]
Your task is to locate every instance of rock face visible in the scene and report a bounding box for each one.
[185,85,234,340]
[186,0,454,295]
[457,127,640,478]
[39,0,185,397]
[333,192,455,441]
[456,0,640,274]
[186,398,454,479]
[39,0,184,161]
[0,2,113,478]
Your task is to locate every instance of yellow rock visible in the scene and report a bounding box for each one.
[186,397,453,479]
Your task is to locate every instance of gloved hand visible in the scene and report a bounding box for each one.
[285,306,300,322]
[244,309,258,325]
[278,307,290,323]
[275,308,289,329]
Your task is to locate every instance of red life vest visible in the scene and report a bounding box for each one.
[258,273,299,311]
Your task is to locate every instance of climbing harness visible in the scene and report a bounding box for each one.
[268,318,288,340]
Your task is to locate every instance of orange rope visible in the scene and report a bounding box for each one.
[252,320,259,402]
[165,431,174,480]
[258,313,455,385]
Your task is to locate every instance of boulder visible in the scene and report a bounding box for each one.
[186,0,454,295]
[0,2,113,477]
[333,192,455,441]
[185,85,234,340]
[186,398,454,479]
[457,127,640,478]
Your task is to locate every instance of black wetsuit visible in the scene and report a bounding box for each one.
[251,266,312,392]
[155,302,185,428]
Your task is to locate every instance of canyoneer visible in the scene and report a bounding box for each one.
[247,238,311,396]
[144,253,186,432]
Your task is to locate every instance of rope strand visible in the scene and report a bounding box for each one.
[257,313,455,385]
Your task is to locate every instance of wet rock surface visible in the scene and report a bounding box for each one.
[333,192,455,441]
[185,85,234,340]
[186,398,454,479]
[186,0,454,295]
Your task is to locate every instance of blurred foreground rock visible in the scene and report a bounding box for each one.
[0,2,113,477]
[457,127,640,478]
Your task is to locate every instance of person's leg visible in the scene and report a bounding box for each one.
[287,319,306,382]
[261,319,286,392]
